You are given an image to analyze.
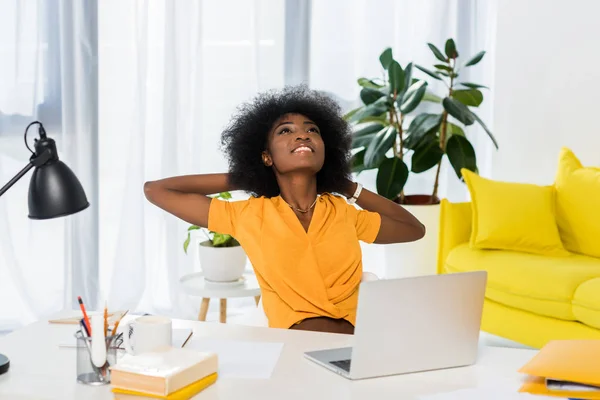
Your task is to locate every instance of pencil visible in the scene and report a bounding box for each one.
[112,310,128,334]
[104,302,108,337]
[78,296,92,335]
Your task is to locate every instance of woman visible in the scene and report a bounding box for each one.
[144,85,425,334]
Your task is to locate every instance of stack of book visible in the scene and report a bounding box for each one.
[518,339,600,399]
[109,346,218,399]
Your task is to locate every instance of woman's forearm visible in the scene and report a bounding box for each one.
[142,173,235,228]
[144,173,234,195]
[343,179,426,243]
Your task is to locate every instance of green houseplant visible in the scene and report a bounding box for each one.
[183,191,246,283]
[411,38,498,201]
[183,191,240,253]
[345,48,430,202]
[347,40,498,205]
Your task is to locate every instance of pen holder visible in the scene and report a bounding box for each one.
[75,329,121,385]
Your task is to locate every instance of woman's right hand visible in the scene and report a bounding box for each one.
[143,173,234,228]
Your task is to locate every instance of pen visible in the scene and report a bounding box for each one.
[80,318,90,336]
[78,296,92,335]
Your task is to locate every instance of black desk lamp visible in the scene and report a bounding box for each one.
[0,121,89,375]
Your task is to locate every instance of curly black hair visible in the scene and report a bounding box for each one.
[220,85,352,198]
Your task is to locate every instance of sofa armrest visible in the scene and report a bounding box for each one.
[437,199,472,274]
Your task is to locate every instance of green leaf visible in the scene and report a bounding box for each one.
[388,61,405,95]
[351,123,385,148]
[436,70,454,78]
[446,122,465,141]
[406,113,442,135]
[356,115,388,124]
[187,225,201,232]
[427,43,447,62]
[459,82,488,90]
[411,137,444,173]
[349,102,389,123]
[442,97,475,125]
[451,89,483,107]
[422,91,443,103]
[353,123,386,137]
[343,107,362,121]
[399,80,427,114]
[379,48,393,70]
[376,157,409,200]
[212,232,234,247]
[404,114,442,150]
[358,77,384,89]
[403,63,414,95]
[434,64,453,72]
[218,192,232,200]
[415,65,442,81]
[364,126,397,169]
[471,111,499,149]
[445,38,458,59]
[464,51,485,67]
[351,150,368,174]
[445,135,477,180]
[183,233,191,253]
[360,87,385,105]
[353,134,377,148]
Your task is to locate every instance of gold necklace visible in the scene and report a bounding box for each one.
[282,196,318,213]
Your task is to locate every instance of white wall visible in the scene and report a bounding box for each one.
[492,0,600,184]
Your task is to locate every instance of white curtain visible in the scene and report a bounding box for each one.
[98,0,285,319]
[0,0,98,330]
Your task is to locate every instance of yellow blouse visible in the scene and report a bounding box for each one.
[207,193,381,329]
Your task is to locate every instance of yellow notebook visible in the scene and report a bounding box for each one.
[112,372,217,400]
[518,340,600,398]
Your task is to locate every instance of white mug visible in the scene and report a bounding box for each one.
[123,315,172,355]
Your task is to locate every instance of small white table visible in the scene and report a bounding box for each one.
[180,272,261,323]
[0,311,552,400]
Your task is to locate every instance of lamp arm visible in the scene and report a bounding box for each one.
[0,149,53,197]
[0,162,34,197]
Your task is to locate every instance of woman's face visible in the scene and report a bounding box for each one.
[263,113,325,175]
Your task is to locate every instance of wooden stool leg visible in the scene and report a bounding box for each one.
[198,298,210,321]
[219,299,227,323]
[254,295,261,306]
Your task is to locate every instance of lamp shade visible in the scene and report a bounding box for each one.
[28,160,89,219]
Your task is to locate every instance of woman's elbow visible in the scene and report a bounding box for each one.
[414,223,426,240]
[143,181,158,201]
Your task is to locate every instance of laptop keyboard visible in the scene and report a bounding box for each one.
[330,359,351,372]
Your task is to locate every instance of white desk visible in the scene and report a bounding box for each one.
[0,313,546,400]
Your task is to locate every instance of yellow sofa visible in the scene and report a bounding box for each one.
[437,199,600,349]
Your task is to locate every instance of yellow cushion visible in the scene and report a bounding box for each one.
[555,147,600,258]
[573,278,600,330]
[462,169,568,257]
[444,243,600,320]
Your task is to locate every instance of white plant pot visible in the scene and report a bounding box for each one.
[198,240,247,282]
[384,203,440,279]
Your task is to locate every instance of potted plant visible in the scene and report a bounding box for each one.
[347,40,497,278]
[183,192,247,282]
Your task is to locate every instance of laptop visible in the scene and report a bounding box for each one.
[304,271,487,380]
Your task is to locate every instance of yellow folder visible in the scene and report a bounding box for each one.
[111,372,217,400]
[519,375,600,399]
[518,340,600,399]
